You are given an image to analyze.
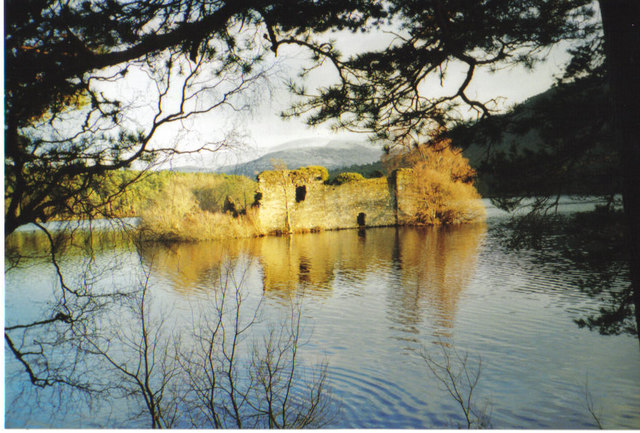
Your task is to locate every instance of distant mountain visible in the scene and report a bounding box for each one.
[214,138,384,178]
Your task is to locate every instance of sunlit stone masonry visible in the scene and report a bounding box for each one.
[253,166,421,234]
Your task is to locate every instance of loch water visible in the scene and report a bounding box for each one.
[5,199,640,428]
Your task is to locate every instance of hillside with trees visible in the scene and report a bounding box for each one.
[454,80,617,201]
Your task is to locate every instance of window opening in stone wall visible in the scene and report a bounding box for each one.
[299,258,310,283]
[357,212,366,226]
[295,185,307,202]
[252,192,263,208]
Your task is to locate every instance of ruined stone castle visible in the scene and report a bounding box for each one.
[253,166,422,234]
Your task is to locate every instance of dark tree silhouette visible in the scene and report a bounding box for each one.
[286,0,597,143]
[597,0,640,338]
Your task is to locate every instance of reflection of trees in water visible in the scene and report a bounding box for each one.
[257,230,397,301]
[136,230,395,300]
[5,224,134,269]
[6,233,335,428]
[136,226,486,324]
[257,235,334,299]
[138,239,261,295]
[5,225,141,403]
[255,225,486,335]
[82,266,333,428]
[386,224,486,337]
[493,209,636,336]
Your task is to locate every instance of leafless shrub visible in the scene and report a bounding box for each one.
[584,376,604,429]
[421,340,492,429]
[83,261,183,428]
[249,307,333,428]
[75,259,335,428]
[180,267,335,428]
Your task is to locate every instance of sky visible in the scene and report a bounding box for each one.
[175,34,572,169]
[243,47,569,145]
[171,32,572,169]
[241,32,571,146]
[58,21,576,170]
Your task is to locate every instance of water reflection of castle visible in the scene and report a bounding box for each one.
[143,224,486,328]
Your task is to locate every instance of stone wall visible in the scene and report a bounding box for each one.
[254,167,418,234]
[390,168,420,223]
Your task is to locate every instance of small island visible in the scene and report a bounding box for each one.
[139,142,486,241]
